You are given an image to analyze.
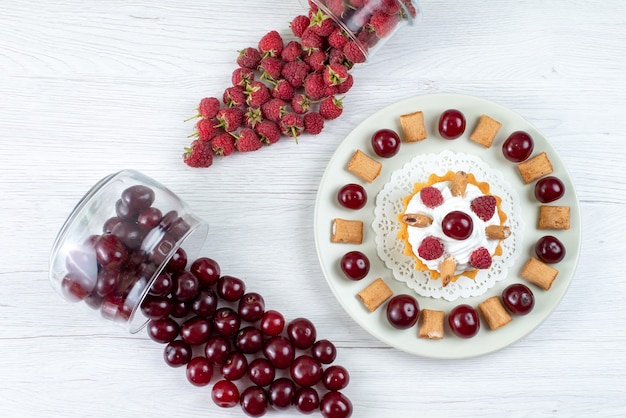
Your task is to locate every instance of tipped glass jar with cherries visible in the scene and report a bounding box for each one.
[49,169,209,332]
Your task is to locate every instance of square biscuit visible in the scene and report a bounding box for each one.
[347,149,382,183]
[517,152,554,184]
[418,309,445,340]
[357,278,393,312]
[331,218,363,244]
[538,205,571,230]
[520,257,559,291]
[470,114,502,148]
[478,296,512,330]
[399,111,427,142]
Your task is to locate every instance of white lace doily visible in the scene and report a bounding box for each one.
[373,150,523,301]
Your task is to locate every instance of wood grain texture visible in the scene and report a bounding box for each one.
[1,0,625,416]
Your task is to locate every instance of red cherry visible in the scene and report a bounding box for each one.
[371,128,401,157]
[438,109,466,139]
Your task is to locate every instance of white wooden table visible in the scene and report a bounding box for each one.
[1,0,625,416]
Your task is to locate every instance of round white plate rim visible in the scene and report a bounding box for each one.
[314,92,582,359]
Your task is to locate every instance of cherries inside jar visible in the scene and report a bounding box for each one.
[49,169,209,333]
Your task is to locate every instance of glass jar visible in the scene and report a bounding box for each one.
[304,0,422,62]
[49,169,209,333]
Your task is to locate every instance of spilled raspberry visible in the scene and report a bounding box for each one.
[417,236,445,261]
[419,187,444,208]
[470,195,497,221]
[469,247,492,269]
[183,140,213,168]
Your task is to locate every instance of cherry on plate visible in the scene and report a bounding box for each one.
[535,235,566,263]
[371,128,401,157]
[337,183,367,210]
[448,304,480,338]
[438,109,466,139]
[502,131,534,162]
[340,251,370,281]
[535,176,565,203]
[502,283,535,315]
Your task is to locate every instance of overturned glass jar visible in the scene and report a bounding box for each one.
[49,169,209,333]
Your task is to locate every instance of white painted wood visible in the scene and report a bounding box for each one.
[1,0,625,416]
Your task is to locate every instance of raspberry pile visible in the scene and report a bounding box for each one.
[183,0,418,167]
[144,255,353,417]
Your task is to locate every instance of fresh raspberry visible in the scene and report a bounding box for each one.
[261,98,287,122]
[281,60,311,88]
[325,84,339,97]
[237,47,262,69]
[197,97,221,119]
[291,93,311,114]
[259,57,283,81]
[417,236,445,261]
[183,139,213,168]
[469,247,492,269]
[328,47,350,67]
[419,187,444,208]
[211,132,236,156]
[343,40,367,64]
[470,195,497,221]
[222,86,246,107]
[271,79,295,101]
[193,118,222,141]
[280,41,303,62]
[304,112,324,135]
[324,0,346,17]
[308,10,336,37]
[336,73,354,94]
[245,81,271,107]
[244,107,263,128]
[215,107,243,132]
[255,120,281,145]
[304,50,327,73]
[370,11,400,38]
[323,63,349,86]
[381,0,402,14]
[235,128,264,152]
[303,73,328,100]
[328,27,349,49]
[290,15,311,38]
[279,113,305,141]
[258,30,284,58]
[319,96,344,120]
[349,0,366,7]
[231,67,255,87]
[301,28,324,54]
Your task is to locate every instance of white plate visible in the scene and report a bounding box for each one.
[314,93,581,359]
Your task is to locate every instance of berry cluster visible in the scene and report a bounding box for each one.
[183,0,417,167]
[145,256,353,418]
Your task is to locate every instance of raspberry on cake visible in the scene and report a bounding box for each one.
[398,171,511,287]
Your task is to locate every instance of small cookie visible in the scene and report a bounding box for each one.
[399,111,427,142]
[520,257,559,291]
[517,152,554,184]
[478,296,512,330]
[538,205,571,230]
[347,150,382,183]
[450,171,468,197]
[418,309,445,340]
[331,218,363,244]
[357,278,393,312]
[485,225,511,240]
[470,114,502,148]
[439,257,456,287]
